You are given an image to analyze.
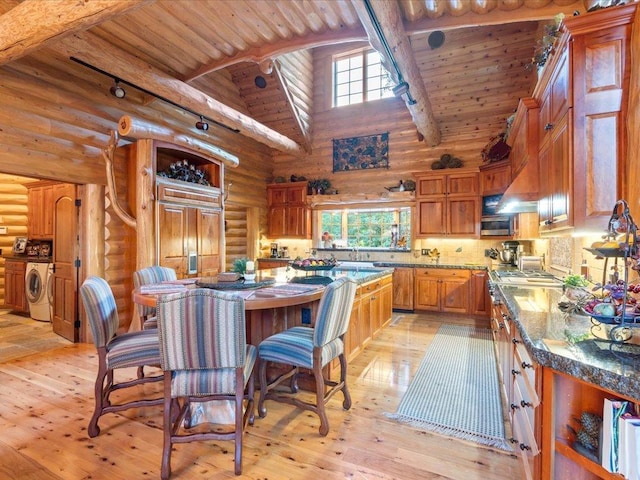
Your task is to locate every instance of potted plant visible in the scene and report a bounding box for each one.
[316,178,330,195]
[562,274,590,301]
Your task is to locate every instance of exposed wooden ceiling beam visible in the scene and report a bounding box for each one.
[53,31,307,157]
[352,0,441,146]
[182,27,368,82]
[0,0,152,65]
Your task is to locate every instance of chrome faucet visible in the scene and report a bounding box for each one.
[350,246,360,261]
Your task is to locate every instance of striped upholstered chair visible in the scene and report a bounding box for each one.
[80,276,163,438]
[156,289,257,478]
[133,265,177,330]
[257,276,357,436]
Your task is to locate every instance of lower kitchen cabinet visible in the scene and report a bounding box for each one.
[4,259,28,313]
[414,268,470,313]
[392,267,414,310]
[470,270,490,316]
[541,368,634,480]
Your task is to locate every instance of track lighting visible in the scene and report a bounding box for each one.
[195,116,209,131]
[109,79,126,99]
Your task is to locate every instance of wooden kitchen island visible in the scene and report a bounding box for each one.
[133,265,394,369]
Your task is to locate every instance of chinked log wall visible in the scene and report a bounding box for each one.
[0,52,273,332]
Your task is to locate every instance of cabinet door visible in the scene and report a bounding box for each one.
[359,291,373,347]
[414,271,440,311]
[344,294,361,361]
[480,162,511,196]
[158,202,188,276]
[416,174,446,197]
[286,205,308,238]
[392,267,414,310]
[267,205,287,237]
[4,260,27,312]
[416,199,446,237]
[447,196,480,237]
[447,172,479,196]
[470,270,489,316]
[267,186,288,206]
[197,208,221,277]
[441,277,469,313]
[379,281,393,329]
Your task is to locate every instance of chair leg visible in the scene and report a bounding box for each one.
[313,360,330,437]
[339,353,352,410]
[258,358,269,418]
[161,374,173,480]
[88,350,110,438]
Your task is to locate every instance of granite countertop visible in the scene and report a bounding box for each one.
[374,262,488,270]
[490,273,640,402]
[262,264,393,286]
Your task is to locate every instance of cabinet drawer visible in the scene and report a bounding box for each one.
[415,268,471,279]
[512,379,539,456]
[157,180,222,207]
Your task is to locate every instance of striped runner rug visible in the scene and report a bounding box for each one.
[387,324,511,450]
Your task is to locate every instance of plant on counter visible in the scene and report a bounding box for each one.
[563,274,589,288]
[232,257,249,274]
[308,178,331,194]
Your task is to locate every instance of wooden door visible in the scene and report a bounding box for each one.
[414,270,440,311]
[344,294,361,361]
[197,207,221,276]
[158,202,188,277]
[359,291,372,347]
[416,199,446,237]
[549,112,572,230]
[469,270,489,316]
[441,277,469,313]
[267,205,287,237]
[4,259,27,312]
[447,196,480,237]
[392,267,414,310]
[51,186,78,342]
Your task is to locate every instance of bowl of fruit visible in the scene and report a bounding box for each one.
[290,257,337,271]
[579,280,640,324]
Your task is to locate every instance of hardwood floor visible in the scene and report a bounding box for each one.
[0,311,522,479]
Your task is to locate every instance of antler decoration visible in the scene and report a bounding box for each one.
[101,130,137,228]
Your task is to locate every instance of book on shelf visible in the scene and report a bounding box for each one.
[602,398,630,473]
[618,413,640,480]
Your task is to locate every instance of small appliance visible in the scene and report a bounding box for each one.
[270,243,279,258]
[480,194,513,236]
[498,241,520,266]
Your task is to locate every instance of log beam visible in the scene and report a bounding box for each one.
[352,0,441,146]
[54,32,307,156]
[0,0,152,65]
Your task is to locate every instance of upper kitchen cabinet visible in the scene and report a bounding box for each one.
[506,97,539,185]
[27,181,55,239]
[533,4,636,234]
[479,160,511,196]
[267,182,310,238]
[414,171,480,238]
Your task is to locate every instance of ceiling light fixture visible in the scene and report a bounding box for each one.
[195,116,209,131]
[109,79,126,99]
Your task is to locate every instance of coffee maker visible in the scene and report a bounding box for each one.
[270,243,279,258]
[498,241,519,266]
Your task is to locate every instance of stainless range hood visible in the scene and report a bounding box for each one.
[497,157,539,213]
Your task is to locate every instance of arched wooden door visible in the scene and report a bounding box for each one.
[51,184,78,342]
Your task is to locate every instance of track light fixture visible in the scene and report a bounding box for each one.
[109,79,126,99]
[195,116,209,131]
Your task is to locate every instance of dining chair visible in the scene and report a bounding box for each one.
[156,289,256,478]
[257,276,357,436]
[133,265,178,330]
[80,276,163,438]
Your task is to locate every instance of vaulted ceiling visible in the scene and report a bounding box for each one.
[0,0,594,155]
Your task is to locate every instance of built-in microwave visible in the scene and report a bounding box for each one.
[480,215,513,236]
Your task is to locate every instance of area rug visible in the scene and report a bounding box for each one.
[386,324,511,451]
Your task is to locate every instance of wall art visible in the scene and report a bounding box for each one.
[332,132,389,172]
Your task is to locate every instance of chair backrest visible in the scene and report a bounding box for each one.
[80,276,119,348]
[133,266,178,318]
[313,277,357,348]
[156,289,247,372]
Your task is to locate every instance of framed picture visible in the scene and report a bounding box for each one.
[332,132,389,172]
[12,236,27,254]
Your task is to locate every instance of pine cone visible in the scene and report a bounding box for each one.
[580,412,602,439]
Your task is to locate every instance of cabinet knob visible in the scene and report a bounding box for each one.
[544,219,552,225]
[512,369,521,376]
[521,400,533,408]
[521,361,533,369]
[544,123,554,131]
[509,437,518,444]
[520,443,532,451]
[501,313,510,321]
[512,338,521,344]
[510,403,520,411]
[499,322,505,329]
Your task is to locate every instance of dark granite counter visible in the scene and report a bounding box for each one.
[490,273,640,402]
[374,262,488,270]
[276,264,393,285]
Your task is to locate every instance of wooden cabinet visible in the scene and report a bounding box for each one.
[479,160,511,196]
[492,296,541,480]
[533,5,635,234]
[415,171,480,238]
[267,183,310,238]
[414,268,470,313]
[257,259,289,270]
[513,212,539,240]
[541,368,628,480]
[4,259,28,313]
[392,267,414,311]
[157,178,223,278]
[27,181,57,239]
[469,270,490,316]
[507,97,540,180]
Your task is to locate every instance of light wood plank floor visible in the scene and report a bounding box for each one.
[0,311,522,479]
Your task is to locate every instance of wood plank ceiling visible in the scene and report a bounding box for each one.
[0,0,593,155]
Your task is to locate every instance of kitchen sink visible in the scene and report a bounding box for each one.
[336,261,376,269]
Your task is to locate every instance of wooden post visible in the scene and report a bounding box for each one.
[626,8,640,219]
[134,139,156,273]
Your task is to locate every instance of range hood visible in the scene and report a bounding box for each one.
[497,159,539,213]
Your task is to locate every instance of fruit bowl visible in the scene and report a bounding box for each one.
[290,263,336,271]
[290,258,337,271]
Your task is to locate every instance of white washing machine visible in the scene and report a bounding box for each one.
[25,262,53,322]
